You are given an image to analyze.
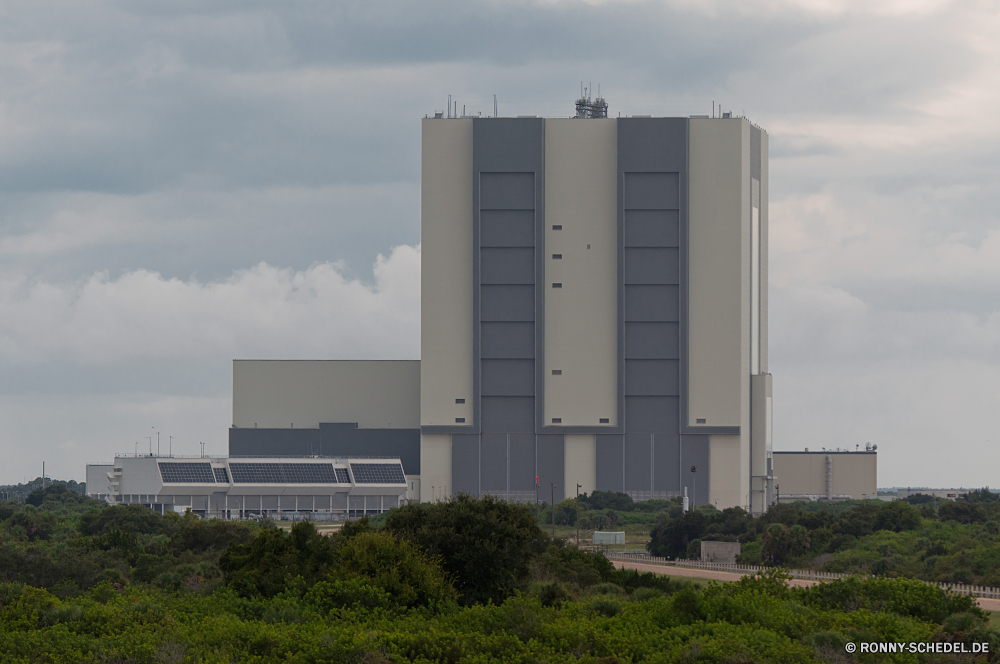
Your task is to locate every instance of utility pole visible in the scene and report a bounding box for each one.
[691,465,697,510]
[551,483,556,538]
[169,435,173,457]
[576,483,582,548]
[145,436,152,455]
[156,431,160,457]
[535,475,540,522]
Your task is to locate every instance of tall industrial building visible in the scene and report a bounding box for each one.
[419,111,773,513]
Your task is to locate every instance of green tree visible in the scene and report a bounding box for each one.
[761,523,810,565]
[647,510,706,559]
[219,521,336,597]
[383,494,542,605]
[335,531,457,608]
[873,500,921,532]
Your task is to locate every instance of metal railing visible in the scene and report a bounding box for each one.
[603,553,1000,599]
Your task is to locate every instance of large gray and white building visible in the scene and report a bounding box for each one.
[419,110,772,513]
[164,101,775,515]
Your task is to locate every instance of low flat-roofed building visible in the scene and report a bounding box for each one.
[772,449,877,502]
[895,488,974,500]
[86,455,407,520]
[229,359,421,501]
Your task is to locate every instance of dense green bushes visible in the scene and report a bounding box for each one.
[7,486,1000,661]
[644,489,1000,586]
[3,566,996,663]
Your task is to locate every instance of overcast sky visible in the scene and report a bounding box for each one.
[1,0,997,489]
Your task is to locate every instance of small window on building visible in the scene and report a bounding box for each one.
[456,417,466,423]
[587,244,591,249]
[552,369,562,375]
[696,418,706,424]
[552,254,562,259]
[455,398,465,404]
[552,225,563,230]
[552,283,562,288]
[552,418,562,424]
[600,418,610,424]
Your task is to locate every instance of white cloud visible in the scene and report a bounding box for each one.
[0,243,420,367]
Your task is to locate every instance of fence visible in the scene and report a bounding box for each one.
[603,553,1000,599]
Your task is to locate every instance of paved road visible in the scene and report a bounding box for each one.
[611,561,1000,611]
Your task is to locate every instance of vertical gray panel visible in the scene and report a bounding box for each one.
[623,172,679,210]
[509,433,536,491]
[482,322,534,359]
[625,396,680,433]
[596,435,624,493]
[481,248,535,284]
[653,432,680,494]
[481,397,534,432]
[452,434,481,495]
[474,119,544,436]
[481,285,534,321]
[624,210,679,247]
[474,119,544,173]
[624,285,679,321]
[625,434,652,493]
[480,172,535,210]
[537,435,564,503]
[617,119,688,172]
[481,359,535,396]
[481,210,536,247]
[245,495,261,510]
[480,433,507,491]
[332,493,348,509]
[314,495,331,510]
[624,248,679,285]
[681,435,711,508]
[297,495,313,510]
[625,360,680,396]
[625,322,679,359]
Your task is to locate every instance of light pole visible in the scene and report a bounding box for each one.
[535,475,540,522]
[169,435,172,457]
[576,483,582,548]
[690,465,697,511]
[145,436,152,455]
[551,483,557,538]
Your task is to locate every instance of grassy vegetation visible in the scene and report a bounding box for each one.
[5,485,1000,662]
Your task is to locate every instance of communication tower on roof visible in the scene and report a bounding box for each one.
[574,82,608,119]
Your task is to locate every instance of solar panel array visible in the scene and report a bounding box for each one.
[213,467,230,483]
[349,463,406,485]
[335,467,351,484]
[228,463,339,484]
[158,463,215,484]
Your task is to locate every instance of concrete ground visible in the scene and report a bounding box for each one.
[611,561,1000,611]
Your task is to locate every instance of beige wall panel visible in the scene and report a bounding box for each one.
[232,360,419,429]
[772,453,877,500]
[421,118,474,426]
[543,119,619,427]
[687,119,748,429]
[419,434,452,503]
[709,434,744,509]
[564,434,597,496]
